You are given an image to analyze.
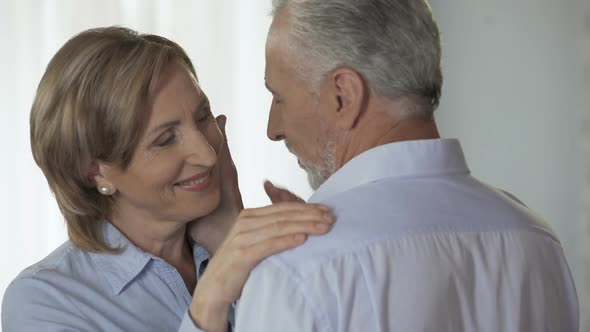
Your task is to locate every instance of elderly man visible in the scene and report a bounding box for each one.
[235,0,579,331]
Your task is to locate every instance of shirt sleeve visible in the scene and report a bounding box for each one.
[2,277,95,332]
[234,260,328,332]
[177,311,206,332]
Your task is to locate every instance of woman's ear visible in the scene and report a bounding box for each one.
[89,161,117,196]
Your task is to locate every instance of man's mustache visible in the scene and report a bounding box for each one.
[284,141,296,155]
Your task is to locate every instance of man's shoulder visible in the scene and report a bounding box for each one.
[260,174,560,277]
[241,175,576,332]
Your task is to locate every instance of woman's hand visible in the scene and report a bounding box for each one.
[264,180,305,203]
[188,115,243,254]
[189,201,334,332]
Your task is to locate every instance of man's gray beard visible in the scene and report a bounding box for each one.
[285,140,337,191]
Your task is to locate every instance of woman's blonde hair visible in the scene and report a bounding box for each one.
[30,26,197,253]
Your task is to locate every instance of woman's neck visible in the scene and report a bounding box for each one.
[108,204,197,292]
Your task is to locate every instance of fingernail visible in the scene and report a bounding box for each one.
[323,212,334,223]
[318,205,331,212]
[294,234,307,242]
[315,223,330,231]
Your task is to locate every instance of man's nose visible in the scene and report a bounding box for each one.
[267,106,285,141]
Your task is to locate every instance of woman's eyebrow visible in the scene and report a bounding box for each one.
[147,120,180,137]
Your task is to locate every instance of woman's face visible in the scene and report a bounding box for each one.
[101,62,223,224]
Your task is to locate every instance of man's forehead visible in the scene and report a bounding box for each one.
[263,51,287,90]
[266,6,290,49]
[265,26,284,55]
[264,43,283,83]
[270,5,290,31]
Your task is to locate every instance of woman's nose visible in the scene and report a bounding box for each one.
[185,129,217,167]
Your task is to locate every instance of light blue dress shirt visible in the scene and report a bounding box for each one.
[2,222,211,331]
[236,139,579,332]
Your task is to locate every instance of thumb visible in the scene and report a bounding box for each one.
[264,180,304,204]
[216,115,227,134]
[264,180,281,204]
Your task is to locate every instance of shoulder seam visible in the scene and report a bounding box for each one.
[15,242,75,280]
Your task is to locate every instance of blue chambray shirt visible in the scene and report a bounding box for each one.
[2,222,213,331]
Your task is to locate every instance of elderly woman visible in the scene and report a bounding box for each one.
[1,27,333,332]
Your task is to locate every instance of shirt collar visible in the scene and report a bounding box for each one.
[309,138,470,203]
[88,222,211,295]
[192,240,211,279]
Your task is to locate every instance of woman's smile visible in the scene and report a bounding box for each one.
[175,170,214,192]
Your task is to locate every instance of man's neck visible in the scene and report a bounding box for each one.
[336,112,440,170]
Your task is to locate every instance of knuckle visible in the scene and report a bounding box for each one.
[271,212,287,224]
[312,209,324,219]
[272,219,284,233]
[277,217,296,231]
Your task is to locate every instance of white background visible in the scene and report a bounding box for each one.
[0,0,587,330]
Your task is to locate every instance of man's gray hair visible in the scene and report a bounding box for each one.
[271,0,442,119]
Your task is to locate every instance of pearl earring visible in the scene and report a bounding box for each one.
[98,185,112,195]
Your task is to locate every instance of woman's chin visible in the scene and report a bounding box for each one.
[183,185,222,221]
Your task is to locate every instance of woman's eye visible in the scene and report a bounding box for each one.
[197,108,212,123]
[154,134,175,147]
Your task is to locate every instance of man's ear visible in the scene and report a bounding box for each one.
[88,161,117,196]
[323,67,368,131]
